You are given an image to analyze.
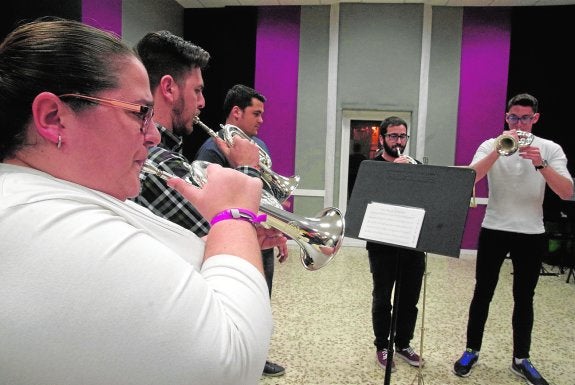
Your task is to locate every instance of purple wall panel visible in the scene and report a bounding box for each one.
[255,7,300,178]
[82,0,122,35]
[457,7,511,250]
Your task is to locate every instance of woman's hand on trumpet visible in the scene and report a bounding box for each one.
[214,135,260,169]
[167,163,262,224]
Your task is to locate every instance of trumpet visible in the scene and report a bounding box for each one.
[495,130,534,156]
[142,160,345,271]
[397,147,418,164]
[193,117,300,203]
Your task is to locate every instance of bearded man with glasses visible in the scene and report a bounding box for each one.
[367,116,426,373]
[453,93,573,385]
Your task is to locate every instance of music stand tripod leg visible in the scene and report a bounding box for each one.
[383,261,402,385]
[411,252,428,385]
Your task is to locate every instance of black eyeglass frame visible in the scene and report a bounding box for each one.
[59,93,154,134]
[383,133,410,141]
[505,113,535,125]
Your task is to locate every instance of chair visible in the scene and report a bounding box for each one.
[567,265,575,283]
[544,216,575,281]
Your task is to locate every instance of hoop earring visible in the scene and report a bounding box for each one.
[57,135,62,149]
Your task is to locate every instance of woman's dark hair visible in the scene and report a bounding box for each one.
[0,17,136,160]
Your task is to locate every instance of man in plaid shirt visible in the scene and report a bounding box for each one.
[133,31,265,238]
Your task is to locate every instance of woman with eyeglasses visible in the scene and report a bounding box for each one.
[453,93,573,385]
[0,18,272,385]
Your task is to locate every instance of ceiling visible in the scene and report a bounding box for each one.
[174,0,575,8]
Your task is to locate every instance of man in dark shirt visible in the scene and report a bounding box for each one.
[367,116,425,373]
[196,84,288,377]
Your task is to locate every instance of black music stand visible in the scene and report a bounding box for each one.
[346,161,476,385]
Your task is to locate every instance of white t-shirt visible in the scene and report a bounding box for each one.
[0,164,272,385]
[471,135,572,234]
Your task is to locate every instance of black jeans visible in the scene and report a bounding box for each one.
[262,248,275,297]
[466,228,545,358]
[368,245,426,351]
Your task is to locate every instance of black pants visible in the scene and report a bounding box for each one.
[262,248,275,297]
[466,228,545,358]
[368,245,426,351]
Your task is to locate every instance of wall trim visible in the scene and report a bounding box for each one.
[293,189,325,197]
[324,3,340,208]
[416,3,432,161]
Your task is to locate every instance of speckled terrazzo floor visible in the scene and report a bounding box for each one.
[260,246,575,385]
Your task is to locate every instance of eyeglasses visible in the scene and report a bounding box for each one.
[384,134,410,141]
[59,93,154,134]
[506,114,535,124]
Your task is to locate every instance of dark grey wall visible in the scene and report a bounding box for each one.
[338,4,423,113]
[426,7,462,166]
[122,0,183,48]
[296,5,331,194]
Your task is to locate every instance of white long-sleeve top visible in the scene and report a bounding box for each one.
[0,164,272,385]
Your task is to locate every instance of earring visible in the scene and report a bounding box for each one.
[57,135,62,149]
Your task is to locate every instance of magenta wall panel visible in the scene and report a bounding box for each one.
[82,0,122,36]
[457,7,511,249]
[255,6,300,178]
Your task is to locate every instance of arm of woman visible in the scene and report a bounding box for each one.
[168,163,264,272]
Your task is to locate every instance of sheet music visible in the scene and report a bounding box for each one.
[359,202,425,248]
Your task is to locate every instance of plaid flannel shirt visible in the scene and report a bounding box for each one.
[133,124,260,238]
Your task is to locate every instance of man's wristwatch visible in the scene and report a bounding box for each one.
[535,159,548,171]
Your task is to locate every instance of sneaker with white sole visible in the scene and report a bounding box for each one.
[376,349,396,372]
[396,346,424,367]
[509,358,549,385]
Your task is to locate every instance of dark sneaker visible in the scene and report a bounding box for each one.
[396,346,424,367]
[509,359,549,385]
[262,360,285,377]
[453,348,479,377]
[376,349,396,372]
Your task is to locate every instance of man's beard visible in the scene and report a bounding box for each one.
[383,141,403,158]
[172,103,192,137]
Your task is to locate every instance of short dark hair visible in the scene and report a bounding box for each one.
[379,116,408,135]
[223,84,266,119]
[507,93,538,113]
[134,31,210,92]
[0,17,135,161]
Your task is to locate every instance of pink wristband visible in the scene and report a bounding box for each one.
[210,208,267,226]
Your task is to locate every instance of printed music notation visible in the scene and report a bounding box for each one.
[358,202,425,248]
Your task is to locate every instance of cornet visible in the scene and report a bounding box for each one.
[397,147,418,164]
[193,117,300,203]
[141,160,345,271]
[495,130,534,156]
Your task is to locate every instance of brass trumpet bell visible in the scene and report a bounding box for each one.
[495,130,534,156]
[260,203,345,271]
